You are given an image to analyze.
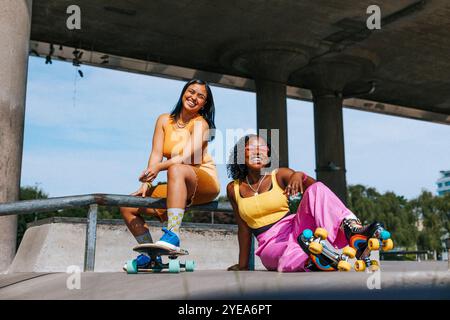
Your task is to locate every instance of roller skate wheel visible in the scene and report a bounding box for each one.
[382,239,394,251]
[369,260,380,272]
[380,230,391,240]
[302,229,313,240]
[368,238,380,250]
[185,260,196,272]
[126,259,138,274]
[168,259,180,273]
[337,260,351,272]
[309,242,323,255]
[342,246,356,259]
[314,228,328,240]
[354,260,366,272]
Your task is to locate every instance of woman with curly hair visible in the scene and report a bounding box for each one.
[226,134,391,272]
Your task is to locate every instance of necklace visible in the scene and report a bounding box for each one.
[175,115,196,129]
[246,173,268,196]
[176,118,191,128]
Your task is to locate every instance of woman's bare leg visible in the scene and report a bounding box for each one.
[120,206,155,237]
[166,163,197,208]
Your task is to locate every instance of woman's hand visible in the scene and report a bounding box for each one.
[283,171,305,197]
[138,164,160,183]
[131,182,151,198]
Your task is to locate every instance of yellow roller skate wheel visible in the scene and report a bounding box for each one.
[369,260,380,272]
[314,228,328,240]
[309,242,323,255]
[337,260,351,272]
[354,260,366,272]
[368,238,380,250]
[382,239,394,251]
[342,246,356,259]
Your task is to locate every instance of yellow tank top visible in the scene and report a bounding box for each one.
[233,169,289,229]
[162,114,219,186]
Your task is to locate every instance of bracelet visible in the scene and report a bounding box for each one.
[301,172,308,183]
[146,182,152,188]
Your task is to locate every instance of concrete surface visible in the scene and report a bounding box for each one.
[0,262,448,299]
[8,218,264,272]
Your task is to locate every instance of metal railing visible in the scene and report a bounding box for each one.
[0,194,257,272]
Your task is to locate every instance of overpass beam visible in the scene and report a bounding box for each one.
[0,0,32,272]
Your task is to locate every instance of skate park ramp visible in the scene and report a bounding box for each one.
[2,218,449,299]
[7,217,265,273]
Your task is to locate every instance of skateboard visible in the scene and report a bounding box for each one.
[125,243,195,274]
[298,228,355,271]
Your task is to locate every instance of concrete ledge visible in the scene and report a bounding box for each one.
[9,218,264,273]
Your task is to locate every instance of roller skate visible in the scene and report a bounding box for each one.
[298,228,356,272]
[341,218,394,272]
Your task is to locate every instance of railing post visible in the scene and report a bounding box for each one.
[84,204,98,272]
[248,235,255,271]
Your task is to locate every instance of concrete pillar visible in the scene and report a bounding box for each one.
[0,0,33,272]
[292,53,377,204]
[220,41,311,169]
[313,94,347,203]
[255,79,289,167]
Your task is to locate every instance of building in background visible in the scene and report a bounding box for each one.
[437,170,450,196]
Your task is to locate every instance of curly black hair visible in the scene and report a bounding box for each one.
[226,133,278,181]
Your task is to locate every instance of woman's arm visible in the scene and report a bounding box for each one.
[276,167,316,196]
[138,114,167,183]
[147,114,166,167]
[226,181,252,271]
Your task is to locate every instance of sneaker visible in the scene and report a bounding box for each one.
[122,253,162,271]
[155,227,181,251]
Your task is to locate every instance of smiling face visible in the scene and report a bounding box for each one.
[181,83,207,115]
[245,136,270,170]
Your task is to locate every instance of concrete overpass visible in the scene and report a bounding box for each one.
[1,0,450,272]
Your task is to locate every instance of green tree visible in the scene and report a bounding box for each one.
[347,185,418,249]
[410,190,449,252]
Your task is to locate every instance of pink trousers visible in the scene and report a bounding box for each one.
[255,182,354,272]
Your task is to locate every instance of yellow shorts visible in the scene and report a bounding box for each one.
[145,167,220,222]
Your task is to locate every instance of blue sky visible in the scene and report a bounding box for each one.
[21,57,450,200]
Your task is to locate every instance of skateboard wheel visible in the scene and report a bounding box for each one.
[185,260,195,272]
[368,238,380,250]
[369,260,380,272]
[314,228,328,240]
[342,246,356,259]
[126,259,138,274]
[354,260,366,272]
[380,230,391,240]
[382,239,394,251]
[337,260,351,272]
[302,229,313,240]
[168,259,180,273]
[309,242,323,255]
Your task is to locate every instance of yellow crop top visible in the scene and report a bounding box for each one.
[162,114,219,186]
[233,169,290,229]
